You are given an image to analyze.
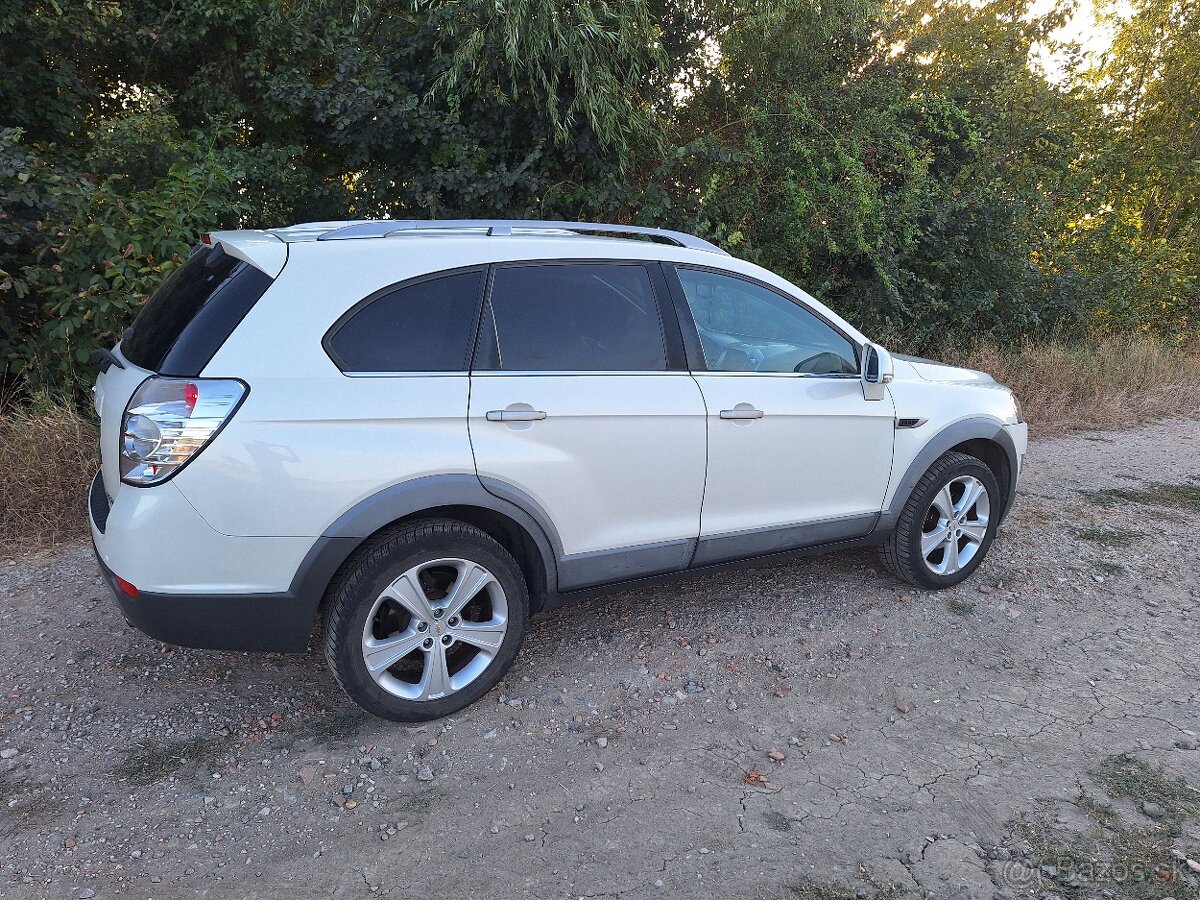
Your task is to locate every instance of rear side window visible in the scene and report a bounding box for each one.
[121,243,274,375]
[325,270,485,372]
[483,264,668,371]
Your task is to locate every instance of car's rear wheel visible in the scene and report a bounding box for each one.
[880,451,1000,589]
[324,519,529,721]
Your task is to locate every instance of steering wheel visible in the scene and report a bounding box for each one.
[794,352,857,375]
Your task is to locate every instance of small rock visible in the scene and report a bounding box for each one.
[727,700,738,711]
[342,783,354,796]
[768,749,785,762]
[698,847,709,854]
[1039,864,1057,877]
[654,879,664,888]
[1142,800,1166,820]
[416,766,435,782]
[258,806,271,817]
[78,890,95,899]
[987,847,1012,861]
[0,748,17,759]
[596,737,608,748]
[345,799,358,810]
[490,826,499,834]
[524,833,536,842]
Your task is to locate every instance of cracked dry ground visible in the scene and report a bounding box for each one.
[2,418,1199,900]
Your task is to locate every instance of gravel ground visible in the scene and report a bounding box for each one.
[2,418,1199,900]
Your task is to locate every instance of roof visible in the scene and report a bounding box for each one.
[268,219,726,254]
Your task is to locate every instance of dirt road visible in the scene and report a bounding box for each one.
[3,419,1199,900]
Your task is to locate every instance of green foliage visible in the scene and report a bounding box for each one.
[1067,0,1200,333]
[0,0,1196,398]
[651,0,1099,343]
[1,129,247,392]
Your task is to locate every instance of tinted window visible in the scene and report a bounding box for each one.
[327,270,485,372]
[122,244,274,374]
[486,264,667,371]
[677,268,858,375]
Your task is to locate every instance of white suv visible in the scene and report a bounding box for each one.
[90,220,1027,720]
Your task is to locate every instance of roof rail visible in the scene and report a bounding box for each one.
[315,219,728,256]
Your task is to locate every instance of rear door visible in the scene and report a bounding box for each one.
[468,261,707,591]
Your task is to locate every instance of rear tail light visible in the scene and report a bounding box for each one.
[119,376,247,486]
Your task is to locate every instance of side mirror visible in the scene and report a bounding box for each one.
[861,344,894,401]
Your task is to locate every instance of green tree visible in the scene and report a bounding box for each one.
[1068,0,1199,331]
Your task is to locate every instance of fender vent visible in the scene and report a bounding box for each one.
[896,417,928,429]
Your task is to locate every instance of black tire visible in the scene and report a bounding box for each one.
[324,518,529,721]
[880,451,1000,589]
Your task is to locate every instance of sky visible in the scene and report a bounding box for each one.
[1032,0,1130,81]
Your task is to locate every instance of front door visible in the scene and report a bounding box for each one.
[468,261,707,590]
[668,266,896,566]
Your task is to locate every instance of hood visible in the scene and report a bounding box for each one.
[893,353,999,386]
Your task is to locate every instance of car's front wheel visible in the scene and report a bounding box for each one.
[881,451,1000,589]
[324,519,529,721]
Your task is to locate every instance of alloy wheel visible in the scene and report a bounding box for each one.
[920,475,991,576]
[360,558,508,701]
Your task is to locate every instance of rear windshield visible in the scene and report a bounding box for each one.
[121,243,274,375]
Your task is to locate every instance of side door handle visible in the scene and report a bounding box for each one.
[486,409,548,422]
[719,407,764,420]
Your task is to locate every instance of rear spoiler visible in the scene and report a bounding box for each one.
[203,230,288,279]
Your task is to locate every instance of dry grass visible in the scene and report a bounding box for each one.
[947,334,1200,436]
[0,400,97,559]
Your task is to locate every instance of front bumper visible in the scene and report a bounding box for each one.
[1003,421,1029,521]
[89,471,318,652]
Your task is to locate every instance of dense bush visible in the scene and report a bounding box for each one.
[1,129,248,392]
[1,0,1196,399]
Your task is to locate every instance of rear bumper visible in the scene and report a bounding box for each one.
[93,546,314,652]
[89,471,322,652]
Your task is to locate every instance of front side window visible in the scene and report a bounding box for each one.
[484,264,668,371]
[676,267,858,375]
[325,270,485,372]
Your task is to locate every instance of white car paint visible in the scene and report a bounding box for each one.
[691,371,897,538]
[91,222,1027,606]
[468,372,707,556]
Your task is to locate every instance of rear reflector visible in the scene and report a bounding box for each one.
[114,574,139,599]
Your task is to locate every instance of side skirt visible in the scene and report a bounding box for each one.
[539,531,887,612]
